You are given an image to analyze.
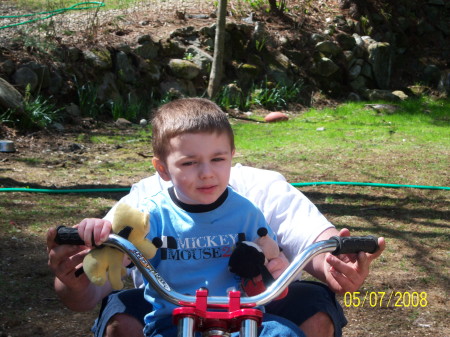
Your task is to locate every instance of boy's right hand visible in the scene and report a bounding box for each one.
[47,219,111,287]
[75,218,112,248]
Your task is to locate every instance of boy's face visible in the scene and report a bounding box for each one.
[153,132,234,205]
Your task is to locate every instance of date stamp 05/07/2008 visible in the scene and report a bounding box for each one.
[343,291,428,308]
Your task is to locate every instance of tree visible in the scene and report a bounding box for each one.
[207,0,227,98]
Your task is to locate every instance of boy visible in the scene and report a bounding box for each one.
[77,98,304,336]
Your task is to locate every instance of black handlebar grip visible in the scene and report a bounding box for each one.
[55,226,85,245]
[331,235,379,255]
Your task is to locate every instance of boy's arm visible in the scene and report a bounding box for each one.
[305,227,385,294]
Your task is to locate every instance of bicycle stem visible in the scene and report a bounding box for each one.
[104,234,339,307]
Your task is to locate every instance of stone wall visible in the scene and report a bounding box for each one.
[0,0,449,123]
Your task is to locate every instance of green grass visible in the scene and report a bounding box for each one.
[232,98,449,187]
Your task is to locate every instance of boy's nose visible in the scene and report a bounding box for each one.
[199,163,214,179]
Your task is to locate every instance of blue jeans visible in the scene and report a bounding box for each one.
[93,281,347,337]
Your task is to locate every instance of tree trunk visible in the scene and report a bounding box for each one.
[207,0,227,99]
[268,0,280,14]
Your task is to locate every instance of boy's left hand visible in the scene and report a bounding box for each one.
[265,251,290,280]
[324,228,385,294]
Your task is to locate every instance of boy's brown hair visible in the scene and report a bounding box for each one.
[151,98,235,161]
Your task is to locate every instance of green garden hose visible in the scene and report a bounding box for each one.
[0,182,448,194]
[0,2,105,30]
[290,182,449,190]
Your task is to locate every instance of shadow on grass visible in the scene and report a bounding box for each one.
[303,190,449,291]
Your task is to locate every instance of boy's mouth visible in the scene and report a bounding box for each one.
[197,185,217,193]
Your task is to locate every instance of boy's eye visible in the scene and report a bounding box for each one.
[182,161,195,166]
[212,157,225,162]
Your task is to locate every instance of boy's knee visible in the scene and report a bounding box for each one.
[104,314,144,337]
[300,312,334,337]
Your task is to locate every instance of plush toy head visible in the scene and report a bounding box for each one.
[112,203,160,259]
[228,228,288,299]
[228,228,280,285]
[228,240,266,280]
[82,203,161,290]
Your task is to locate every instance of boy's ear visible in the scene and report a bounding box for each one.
[152,157,171,181]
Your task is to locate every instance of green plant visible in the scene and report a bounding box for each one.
[109,94,147,122]
[18,84,62,129]
[247,80,304,110]
[215,80,305,111]
[75,79,102,118]
[0,110,13,124]
[183,52,194,61]
[215,84,246,111]
[360,15,373,35]
[244,0,269,12]
[255,35,267,52]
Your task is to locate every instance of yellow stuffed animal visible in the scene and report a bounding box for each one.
[82,203,160,290]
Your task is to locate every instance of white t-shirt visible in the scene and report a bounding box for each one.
[104,163,333,288]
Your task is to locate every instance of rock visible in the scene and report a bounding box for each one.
[365,103,399,114]
[51,122,65,131]
[83,48,112,70]
[0,59,15,76]
[264,111,289,123]
[185,46,213,75]
[312,57,340,77]
[65,103,81,122]
[160,79,196,97]
[422,64,441,87]
[234,63,261,89]
[115,118,132,127]
[22,62,50,89]
[350,76,368,91]
[336,33,356,50]
[363,89,401,102]
[168,59,201,80]
[115,51,137,84]
[438,70,450,94]
[135,35,159,59]
[392,90,409,100]
[68,143,84,152]
[170,26,197,39]
[12,67,39,91]
[159,38,185,57]
[315,41,342,57]
[67,46,83,62]
[367,42,392,89]
[48,70,64,95]
[348,64,362,80]
[0,77,24,114]
[348,92,361,101]
[97,72,121,103]
[139,59,161,84]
